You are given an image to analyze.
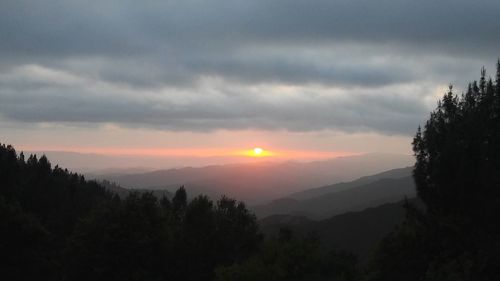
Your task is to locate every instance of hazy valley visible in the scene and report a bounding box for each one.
[91,153,413,204]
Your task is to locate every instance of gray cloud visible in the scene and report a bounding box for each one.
[2,0,499,55]
[0,67,429,135]
[0,0,498,135]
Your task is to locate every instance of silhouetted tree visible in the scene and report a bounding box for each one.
[64,192,172,281]
[169,194,262,281]
[214,196,262,264]
[367,61,500,281]
[0,144,114,280]
[172,185,187,220]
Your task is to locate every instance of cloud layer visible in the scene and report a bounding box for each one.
[1,0,499,135]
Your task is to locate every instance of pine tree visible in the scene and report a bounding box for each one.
[369,61,500,281]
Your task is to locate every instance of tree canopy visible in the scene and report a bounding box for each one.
[0,144,262,281]
[368,61,500,281]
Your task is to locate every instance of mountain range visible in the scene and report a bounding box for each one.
[94,153,413,203]
[252,167,415,219]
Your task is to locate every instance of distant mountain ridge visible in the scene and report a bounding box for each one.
[252,167,415,219]
[289,166,412,200]
[95,153,413,203]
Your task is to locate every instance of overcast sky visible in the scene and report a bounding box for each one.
[1,0,499,169]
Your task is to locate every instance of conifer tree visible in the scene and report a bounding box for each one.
[370,61,500,281]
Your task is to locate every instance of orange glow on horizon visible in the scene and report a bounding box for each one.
[238,147,274,158]
[17,145,359,160]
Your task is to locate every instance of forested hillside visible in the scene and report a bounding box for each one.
[0,144,357,281]
[259,198,423,259]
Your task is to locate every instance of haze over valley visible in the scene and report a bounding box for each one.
[90,153,412,203]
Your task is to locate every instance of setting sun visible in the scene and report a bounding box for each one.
[253,147,263,155]
[235,147,275,158]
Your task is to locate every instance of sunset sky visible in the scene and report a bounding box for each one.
[1,0,499,169]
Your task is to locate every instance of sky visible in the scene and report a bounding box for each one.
[1,0,499,169]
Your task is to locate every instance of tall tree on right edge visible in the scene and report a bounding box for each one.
[368,61,500,281]
[413,62,500,223]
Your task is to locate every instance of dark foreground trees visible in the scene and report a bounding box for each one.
[367,61,500,280]
[65,191,262,281]
[0,143,361,281]
[0,145,262,281]
[0,144,112,280]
